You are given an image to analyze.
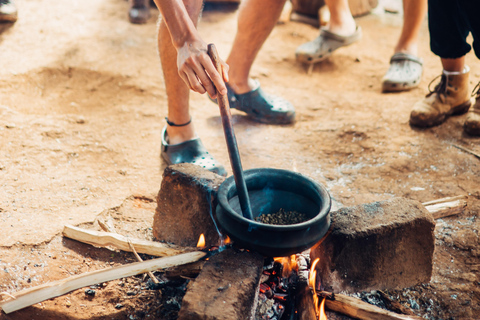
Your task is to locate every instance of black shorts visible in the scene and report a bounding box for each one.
[428,0,480,59]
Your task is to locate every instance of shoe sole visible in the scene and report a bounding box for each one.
[296,52,332,65]
[382,78,421,93]
[410,100,472,128]
[0,13,17,22]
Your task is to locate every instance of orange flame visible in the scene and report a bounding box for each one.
[290,255,297,271]
[318,297,327,320]
[224,235,231,244]
[309,258,327,319]
[273,255,299,278]
[309,258,320,290]
[196,234,205,248]
[313,289,319,316]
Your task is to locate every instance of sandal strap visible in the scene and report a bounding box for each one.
[390,53,423,66]
[165,117,192,127]
[320,26,362,44]
[160,127,227,176]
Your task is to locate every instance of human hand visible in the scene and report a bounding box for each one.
[177,39,229,99]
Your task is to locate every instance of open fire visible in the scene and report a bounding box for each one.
[256,254,327,320]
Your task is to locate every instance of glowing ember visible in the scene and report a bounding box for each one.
[196,234,205,248]
[273,255,298,278]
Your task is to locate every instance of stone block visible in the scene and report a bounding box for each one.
[178,248,264,320]
[153,163,225,247]
[311,197,435,293]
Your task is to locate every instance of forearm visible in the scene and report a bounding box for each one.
[152,0,201,49]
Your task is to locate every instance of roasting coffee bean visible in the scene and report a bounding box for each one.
[255,208,308,225]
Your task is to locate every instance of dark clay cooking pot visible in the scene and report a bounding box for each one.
[216,168,331,257]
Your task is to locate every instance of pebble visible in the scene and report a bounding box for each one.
[85,289,96,297]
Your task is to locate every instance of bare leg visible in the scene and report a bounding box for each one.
[324,0,356,36]
[393,0,428,56]
[442,57,466,72]
[226,0,287,94]
[158,0,203,144]
[295,0,360,64]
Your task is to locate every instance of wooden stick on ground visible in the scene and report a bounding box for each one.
[452,144,480,160]
[0,251,207,314]
[318,291,424,320]
[422,195,467,220]
[377,290,416,316]
[96,217,158,284]
[62,224,195,257]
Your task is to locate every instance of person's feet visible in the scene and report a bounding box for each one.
[165,121,196,145]
[295,26,362,64]
[410,71,471,127]
[382,53,423,92]
[464,86,480,136]
[210,80,296,125]
[0,0,17,23]
[160,126,227,176]
[327,17,357,38]
[129,0,150,24]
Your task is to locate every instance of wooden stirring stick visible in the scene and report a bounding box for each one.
[207,43,253,220]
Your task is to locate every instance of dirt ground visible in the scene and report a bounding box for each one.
[0,0,479,319]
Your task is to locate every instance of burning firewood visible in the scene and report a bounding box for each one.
[0,251,207,314]
[317,291,424,320]
[295,254,317,320]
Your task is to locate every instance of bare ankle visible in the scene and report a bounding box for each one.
[165,123,196,145]
[394,43,418,56]
[327,16,356,36]
[226,78,257,95]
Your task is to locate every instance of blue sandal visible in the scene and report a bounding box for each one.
[160,126,227,177]
[211,80,295,125]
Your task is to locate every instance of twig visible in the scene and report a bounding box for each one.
[62,224,193,257]
[127,239,159,284]
[97,217,159,284]
[0,251,207,314]
[452,144,480,160]
[421,195,467,206]
[318,291,424,320]
[0,292,16,301]
[421,196,467,220]
[377,290,416,316]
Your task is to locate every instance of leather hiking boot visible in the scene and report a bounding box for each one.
[410,71,472,128]
[464,83,480,136]
[0,0,17,23]
[129,0,150,24]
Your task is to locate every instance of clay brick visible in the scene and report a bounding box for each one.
[178,249,264,320]
[153,163,225,247]
[311,197,435,293]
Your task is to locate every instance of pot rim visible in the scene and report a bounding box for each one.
[217,168,331,231]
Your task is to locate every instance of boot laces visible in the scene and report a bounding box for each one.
[426,74,447,98]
